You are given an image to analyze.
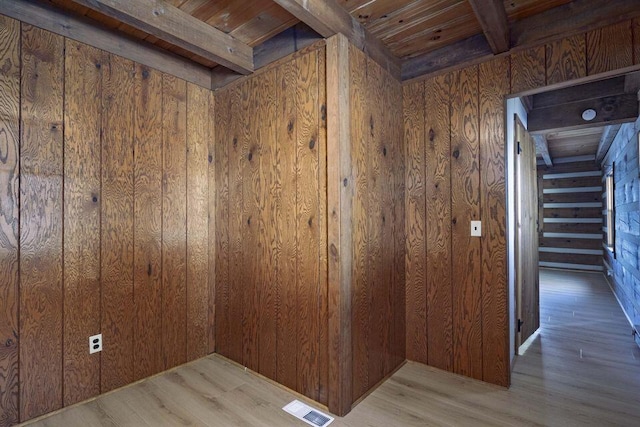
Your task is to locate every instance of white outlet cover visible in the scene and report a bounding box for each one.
[471,220,482,237]
[89,333,102,354]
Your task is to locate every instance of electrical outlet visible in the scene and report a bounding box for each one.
[89,334,102,354]
[471,220,482,237]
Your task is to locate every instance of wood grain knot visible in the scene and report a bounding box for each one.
[247,217,251,226]
[142,68,150,79]
[287,120,294,133]
[321,105,327,121]
[429,128,435,142]
[233,137,238,147]
[50,123,60,131]
[309,138,315,150]
[308,217,313,227]
[343,178,348,187]
[369,115,374,136]
[452,149,460,159]
[147,264,152,276]
[382,147,387,156]
[452,218,457,224]
[208,154,213,163]
[6,338,14,347]
[382,215,385,224]
[329,243,338,258]
[92,195,98,203]
[248,151,253,161]
[95,62,101,69]
[431,35,440,41]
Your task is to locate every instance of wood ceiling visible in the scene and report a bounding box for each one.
[8,0,640,88]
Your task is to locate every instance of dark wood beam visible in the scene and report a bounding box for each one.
[510,0,640,48]
[532,77,627,109]
[596,124,622,163]
[402,34,493,81]
[532,134,553,166]
[70,0,254,74]
[528,94,639,134]
[272,0,401,79]
[0,0,212,88]
[468,0,509,53]
[403,0,640,82]
[211,23,323,90]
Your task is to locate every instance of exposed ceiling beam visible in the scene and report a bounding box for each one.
[528,94,639,134]
[0,0,212,88]
[595,124,622,163]
[272,0,401,79]
[402,0,640,81]
[532,134,553,167]
[212,23,324,90]
[624,71,640,94]
[70,0,254,74]
[468,0,509,54]
[532,77,627,109]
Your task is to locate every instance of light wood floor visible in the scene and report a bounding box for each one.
[22,269,640,427]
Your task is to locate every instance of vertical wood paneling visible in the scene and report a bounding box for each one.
[276,58,298,390]
[546,34,586,85]
[100,52,135,393]
[479,57,510,387]
[19,25,64,421]
[587,21,633,75]
[404,82,427,365]
[350,44,370,401]
[391,74,406,371]
[133,64,163,380]
[317,49,329,405]
[161,74,187,370]
[63,39,103,406]
[214,87,230,358]
[510,46,545,94]
[297,51,320,398]
[258,68,277,381]
[424,74,453,372]
[207,90,216,355]
[186,83,209,361]
[227,83,244,364]
[0,15,20,426]
[450,66,483,380]
[242,77,259,372]
[366,58,384,389]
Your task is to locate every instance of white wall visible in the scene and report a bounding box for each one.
[506,97,528,367]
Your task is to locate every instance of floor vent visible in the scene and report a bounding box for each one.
[283,400,334,427]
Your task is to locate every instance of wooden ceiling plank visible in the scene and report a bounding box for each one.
[70,0,254,74]
[272,0,401,79]
[595,124,622,163]
[0,0,212,88]
[403,0,640,81]
[468,0,510,53]
[533,134,553,166]
[528,93,639,134]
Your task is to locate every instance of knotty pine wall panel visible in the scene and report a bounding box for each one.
[63,39,104,406]
[349,44,405,404]
[0,15,20,426]
[0,15,215,425]
[214,46,329,404]
[19,24,64,421]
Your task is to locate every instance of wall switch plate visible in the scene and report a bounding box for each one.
[89,333,102,354]
[471,220,482,237]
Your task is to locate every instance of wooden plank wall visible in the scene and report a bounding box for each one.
[0,15,214,424]
[214,46,329,405]
[403,19,639,387]
[602,117,640,344]
[348,44,405,404]
[538,161,604,271]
